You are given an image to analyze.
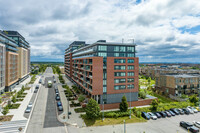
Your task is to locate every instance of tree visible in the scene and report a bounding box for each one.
[139,91,146,99]
[119,95,128,112]
[85,98,100,119]
[12,95,16,103]
[2,106,9,116]
[151,99,159,111]
[189,95,199,105]
[78,95,85,103]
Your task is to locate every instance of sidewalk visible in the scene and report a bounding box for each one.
[0,75,40,121]
[57,74,85,128]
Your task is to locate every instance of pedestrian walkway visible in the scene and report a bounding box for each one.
[0,119,27,133]
[57,75,85,128]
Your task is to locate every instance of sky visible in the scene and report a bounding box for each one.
[0,0,200,63]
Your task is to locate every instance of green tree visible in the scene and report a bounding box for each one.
[139,91,146,99]
[12,95,17,103]
[189,95,199,105]
[119,95,128,112]
[2,106,9,116]
[78,95,85,103]
[85,98,100,119]
[151,99,159,111]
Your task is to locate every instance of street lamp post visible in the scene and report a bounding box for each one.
[67,97,69,119]
[102,101,104,121]
[124,120,126,133]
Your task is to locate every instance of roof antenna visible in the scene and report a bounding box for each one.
[122,38,124,44]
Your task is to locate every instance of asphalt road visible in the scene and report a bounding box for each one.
[26,67,66,133]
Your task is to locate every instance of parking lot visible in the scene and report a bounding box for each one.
[80,112,200,133]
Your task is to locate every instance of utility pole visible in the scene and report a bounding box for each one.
[102,101,104,121]
[124,120,126,133]
[129,85,132,119]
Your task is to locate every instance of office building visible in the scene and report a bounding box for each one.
[65,40,139,108]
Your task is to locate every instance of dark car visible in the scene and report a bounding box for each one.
[141,112,150,120]
[56,96,60,101]
[35,85,39,89]
[39,79,42,84]
[57,101,62,107]
[164,111,171,117]
[154,112,161,118]
[190,126,199,133]
[168,110,176,116]
[183,108,190,115]
[58,106,63,111]
[170,108,180,115]
[160,111,166,118]
[54,79,56,83]
[180,121,193,130]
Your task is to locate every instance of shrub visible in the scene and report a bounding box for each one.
[11,95,17,103]
[85,98,100,119]
[119,95,128,112]
[78,95,85,103]
[151,99,159,111]
[139,91,146,99]
[189,95,199,106]
[1,106,9,116]
[136,111,141,118]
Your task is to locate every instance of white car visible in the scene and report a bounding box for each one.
[189,106,198,113]
[187,107,194,114]
[27,102,33,108]
[147,112,157,120]
[25,107,31,113]
[193,121,200,128]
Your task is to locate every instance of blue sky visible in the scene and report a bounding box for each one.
[0,0,199,63]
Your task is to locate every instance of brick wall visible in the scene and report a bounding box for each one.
[99,98,154,110]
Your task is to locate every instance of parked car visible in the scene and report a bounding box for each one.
[160,111,167,118]
[55,89,59,93]
[57,101,62,107]
[39,79,42,84]
[193,121,200,128]
[28,102,33,108]
[35,85,39,89]
[164,111,171,117]
[141,112,150,120]
[25,106,31,113]
[56,96,60,101]
[58,106,63,111]
[170,108,180,115]
[182,108,190,115]
[189,127,199,133]
[168,110,176,116]
[177,108,185,115]
[34,89,38,93]
[188,106,198,113]
[147,112,157,120]
[187,107,194,114]
[154,112,161,118]
[180,121,193,130]
[54,79,56,83]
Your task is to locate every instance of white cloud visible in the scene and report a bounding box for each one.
[0,0,200,62]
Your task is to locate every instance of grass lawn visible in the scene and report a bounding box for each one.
[150,92,174,103]
[0,115,13,122]
[74,107,86,113]
[8,104,21,109]
[29,75,36,84]
[82,115,146,126]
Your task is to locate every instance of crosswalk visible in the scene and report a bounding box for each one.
[0,120,27,133]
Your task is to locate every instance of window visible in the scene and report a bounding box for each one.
[103,72,107,79]
[114,78,126,83]
[98,52,107,57]
[128,59,134,63]
[114,85,126,90]
[98,45,107,51]
[127,78,134,82]
[103,87,107,93]
[127,84,134,89]
[114,65,126,70]
[128,65,134,70]
[127,47,134,52]
[114,53,119,57]
[127,53,134,57]
[119,46,126,52]
[114,72,126,77]
[103,80,107,85]
[114,59,125,63]
[114,46,119,51]
[127,72,134,76]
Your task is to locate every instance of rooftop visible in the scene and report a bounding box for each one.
[165,74,200,78]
